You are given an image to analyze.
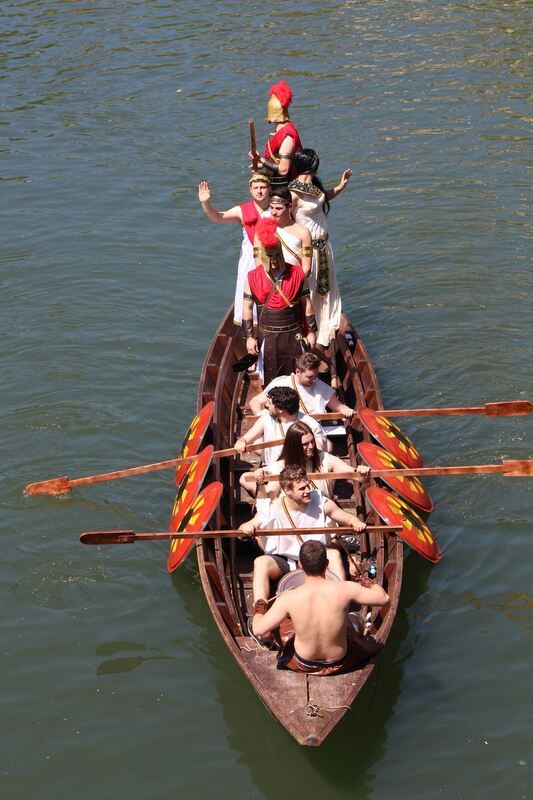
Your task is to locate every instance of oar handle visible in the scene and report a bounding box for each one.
[80,524,401,546]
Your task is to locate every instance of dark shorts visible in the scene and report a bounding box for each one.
[267,554,292,576]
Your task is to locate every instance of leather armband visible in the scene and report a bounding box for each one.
[243,291,253,301]
[253,247,260,258]
[301,245,313,257]
[242,318,254,338]
[301,287,310,298]
[305,314,318,333]
[261,157,279,175]
[253,599,268,615]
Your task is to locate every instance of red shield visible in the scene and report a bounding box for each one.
[366,486,441,563]
[358,442,433,512]
[175,401,214,488]
[170,445,213,532]
[358,407,424,468]
[167,482,223,573]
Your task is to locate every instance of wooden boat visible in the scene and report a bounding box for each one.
[194,306,403,746]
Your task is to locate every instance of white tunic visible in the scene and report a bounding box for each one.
[260,410,327,466]
[258,490,331,565]
[233,208,270,325]
[267,451,334,499]
[276,227,302,266]
[292,190,342,346]
[263,373,335,415]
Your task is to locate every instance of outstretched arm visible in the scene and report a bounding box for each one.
[253,593,290,637]
[324,498,367,531]
[198,181,243,224]
[325,169,352,202]
[348,580,390,607]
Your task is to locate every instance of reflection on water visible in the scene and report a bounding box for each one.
[411,589,533,629]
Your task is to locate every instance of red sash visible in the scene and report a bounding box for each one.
[240,201,260,245]
[248,264,305,309]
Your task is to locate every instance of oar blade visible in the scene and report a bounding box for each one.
[80,530,135,545]
[24,476,71,496]
[167,482,223,573]
[485,400,533,416]
[503,459,533,476]
[367,486,442,563]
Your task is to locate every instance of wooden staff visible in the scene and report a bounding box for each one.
[248,119,259,171]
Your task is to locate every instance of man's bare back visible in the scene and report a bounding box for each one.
[253,573,390,663]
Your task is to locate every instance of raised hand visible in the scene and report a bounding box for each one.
[198,180,211,204]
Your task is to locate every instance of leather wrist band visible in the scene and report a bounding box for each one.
[261,157,279,174]
[305,314,318,333]
[242,319,254,338]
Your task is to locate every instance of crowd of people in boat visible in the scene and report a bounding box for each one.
[198,81,389,676]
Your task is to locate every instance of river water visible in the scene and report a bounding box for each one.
[2,1,531,798]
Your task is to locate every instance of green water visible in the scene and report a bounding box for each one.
[2,1,531,798]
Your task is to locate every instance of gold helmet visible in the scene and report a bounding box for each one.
[266,80,293,124]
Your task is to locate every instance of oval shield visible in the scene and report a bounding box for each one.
[366,486,441,563]
[175,401,214,488]
[358,407,424,468]
[358,441,433,512]
[167,482,223,573]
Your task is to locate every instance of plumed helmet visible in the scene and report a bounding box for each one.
[267,80,293,123]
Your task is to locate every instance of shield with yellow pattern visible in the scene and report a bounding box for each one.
[175,401,214,488]
[358,407,424,468]
[167,482,223,573]
[358,441,433,512]
[366,486,441,563]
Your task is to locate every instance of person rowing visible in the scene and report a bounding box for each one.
[239,465,368,646]
[249,351,355,419]
[251,540,389,674]
[239,420,369,501]
[234,386,326,467]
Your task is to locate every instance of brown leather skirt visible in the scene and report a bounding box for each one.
[276,623,383,676]
[258,305,303,386]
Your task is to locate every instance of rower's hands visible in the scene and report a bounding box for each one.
[253,467,268,485]
[234,438,248,454]
[239,520,256,539]
[356,464,371,479]
[246,336,259,355]
[350,516,367,533]
[248,151,262,171]
[198,180,211,203]
[340,404,355,420]
[306,331,316,349]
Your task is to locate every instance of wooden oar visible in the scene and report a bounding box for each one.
[249,119,259,171]
[80,524,402,546]
[24,438,285,496]
[245,399,533,423]
[279,459,532,481]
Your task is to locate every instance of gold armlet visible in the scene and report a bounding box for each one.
[301,246,313,257]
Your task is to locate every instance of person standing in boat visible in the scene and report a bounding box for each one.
[265,187,312,279]
[289,148,352,353]
[249,351,354,418]
[249,80,302,190]
[198,175,271,325]
[234,387,326,467]
[242,217,315,386]
[239,420,369,501]
[239,466,368,640]
[252,540,389,673]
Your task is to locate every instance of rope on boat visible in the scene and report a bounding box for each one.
[305,700,351,717]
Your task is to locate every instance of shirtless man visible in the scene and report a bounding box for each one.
[249,351,355,419]
[239,465,367,613]
[234,386,326,466]
[198,175,270,324]
[253,540,390,674]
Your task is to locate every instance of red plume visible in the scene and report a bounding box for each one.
[256,218,279,249]
[269,80,293,108]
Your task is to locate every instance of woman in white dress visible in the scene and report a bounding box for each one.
[289,149,352,347]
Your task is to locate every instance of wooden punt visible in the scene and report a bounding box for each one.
[194,306,403,746]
